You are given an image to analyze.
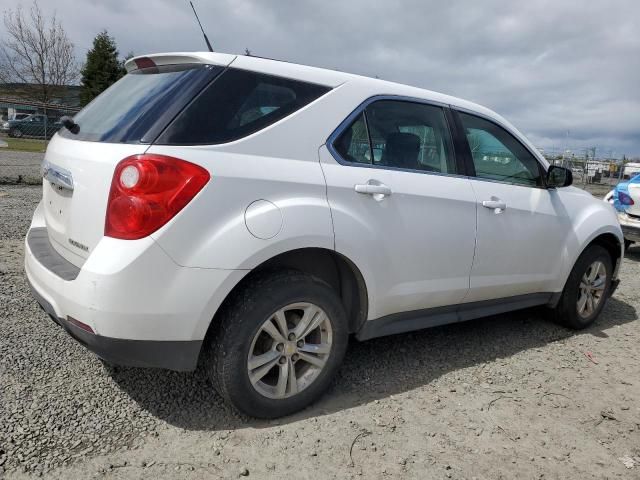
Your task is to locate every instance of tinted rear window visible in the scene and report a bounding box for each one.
[59,64,222,143]
[156,68,331,145]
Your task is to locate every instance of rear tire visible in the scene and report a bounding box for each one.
[206,270,348,418]
[550,245,612,329]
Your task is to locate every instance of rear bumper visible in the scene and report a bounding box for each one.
[27,277,202,371]
[24,203,246,371]
[618,212,640,243]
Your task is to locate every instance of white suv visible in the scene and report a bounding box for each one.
[25,52,623,418]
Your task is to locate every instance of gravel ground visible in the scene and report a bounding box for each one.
[0,151,43,185]
[1,183,639,480]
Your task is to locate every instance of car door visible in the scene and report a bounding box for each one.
[453,110,572,303]
[319,99,477,321]
[30,115,44,136]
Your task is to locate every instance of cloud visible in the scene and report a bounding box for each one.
[4,0,639,156]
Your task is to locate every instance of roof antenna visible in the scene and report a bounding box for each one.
[189,1,214,52]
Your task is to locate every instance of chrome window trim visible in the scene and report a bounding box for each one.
[325,95,469,180]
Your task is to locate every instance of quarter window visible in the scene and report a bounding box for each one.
[334,112,371,164]
[333,100,456,174]
[458,112,543,187]
[158,69,331,145]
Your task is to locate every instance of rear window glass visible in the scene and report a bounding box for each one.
[59,64,222,143]
[156,68,331,145]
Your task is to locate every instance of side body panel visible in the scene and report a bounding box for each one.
[464,180,573,302]
[465,185,623,303]
[144,147,334,269]
[319,145,477,321]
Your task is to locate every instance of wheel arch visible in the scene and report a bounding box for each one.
[585,231,623,272]
[203,247,369,345]
[554,229,623,305]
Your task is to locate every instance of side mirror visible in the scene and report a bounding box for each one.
[547,166,572,188]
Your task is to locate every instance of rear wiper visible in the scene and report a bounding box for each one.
[60,116,80,134]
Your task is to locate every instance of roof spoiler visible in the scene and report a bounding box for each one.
[124,52,236,72]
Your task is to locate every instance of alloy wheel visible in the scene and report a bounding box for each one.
[247,302,333,399]
[576,260,607,318]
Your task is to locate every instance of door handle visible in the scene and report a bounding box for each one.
[482,198,507,213]
[354,182,392,199]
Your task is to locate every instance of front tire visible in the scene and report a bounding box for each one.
[206,271,348,418]
[551,245,612,329]
[9,128,23,138]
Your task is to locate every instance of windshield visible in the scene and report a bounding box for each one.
[59,63,223,143]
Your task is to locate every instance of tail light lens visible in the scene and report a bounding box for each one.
[619,191,635,206]
[105,154,210,240]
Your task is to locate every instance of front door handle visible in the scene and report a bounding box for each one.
[354,182,392,200]
[482,198,507,213]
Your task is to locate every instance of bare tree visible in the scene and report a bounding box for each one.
[0,1,78,103]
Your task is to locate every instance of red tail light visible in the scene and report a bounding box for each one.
[105,154,210,240]
[619,191,635,206]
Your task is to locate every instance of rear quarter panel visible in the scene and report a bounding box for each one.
[143,147,334,269]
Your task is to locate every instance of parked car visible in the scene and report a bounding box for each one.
[604,174,640,250]
[1,113,31,132]
[5,114,61,138]
[25,52,624,418]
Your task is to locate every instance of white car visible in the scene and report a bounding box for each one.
[25,52,623,418]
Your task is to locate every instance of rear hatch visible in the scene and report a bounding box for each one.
[42,53,233,267]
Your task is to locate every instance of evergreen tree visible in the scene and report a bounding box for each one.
[80,31,126,106]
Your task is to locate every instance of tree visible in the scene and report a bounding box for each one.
[0,1,78,103]
[80,31,127,106]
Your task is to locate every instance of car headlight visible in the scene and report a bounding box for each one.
[2,122,8,128]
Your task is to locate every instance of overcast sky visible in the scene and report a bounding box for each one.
[4,0,639,157]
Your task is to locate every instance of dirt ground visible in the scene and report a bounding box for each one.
[1,172,639,479]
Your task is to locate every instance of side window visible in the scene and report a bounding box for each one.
[364,100,455,173]
[458,112,543,187]
[334,112,372,164]
[231,83,295,127]
[158,68,331,145]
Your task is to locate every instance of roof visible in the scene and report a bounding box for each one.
[126,51,507,123]
[126,51,544,163]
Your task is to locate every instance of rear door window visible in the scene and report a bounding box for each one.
[332,99,457,174]
[156,69,331,145]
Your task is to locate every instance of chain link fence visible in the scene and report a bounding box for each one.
[1,97,79,145]
[546,156,640,190]
[1,97,80,184]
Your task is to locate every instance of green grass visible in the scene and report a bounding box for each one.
[0,135,48,152]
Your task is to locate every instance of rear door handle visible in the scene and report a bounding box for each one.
[354,182,392,199]
[482,198,507,213]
